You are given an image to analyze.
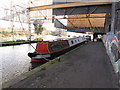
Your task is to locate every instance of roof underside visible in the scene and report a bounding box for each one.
[28,0,112,33]
[67,14,106,28]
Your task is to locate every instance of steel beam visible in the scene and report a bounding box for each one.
[67,28,104,33]
[28,1,112,11]
[53,5,112,15]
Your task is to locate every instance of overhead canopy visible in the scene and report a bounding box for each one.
[54,14,107,28]
[28,1,112,11]
[67,16,106,28]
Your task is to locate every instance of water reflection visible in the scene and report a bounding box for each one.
[1,44,37,84]
[1,42,74,84]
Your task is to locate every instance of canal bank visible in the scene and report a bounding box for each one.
[2,41,119,88]
[0,41,38,47]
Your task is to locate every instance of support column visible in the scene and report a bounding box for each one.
[111,2,117,33]
[27,9,31,42]
[105,13,111,33]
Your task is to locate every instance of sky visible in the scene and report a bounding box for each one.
[0,0,29,9]
[0,20,29,29]
[0,1,30,28]
[0,0,52,9]
[0,0,31,26]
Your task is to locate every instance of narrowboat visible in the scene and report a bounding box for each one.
[28,37,86,62]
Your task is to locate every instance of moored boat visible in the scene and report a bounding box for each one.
[28,36,86,62]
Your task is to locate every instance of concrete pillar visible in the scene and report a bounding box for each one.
[111,2,116,32]
[105,13,111,33]
[111,1,118,33]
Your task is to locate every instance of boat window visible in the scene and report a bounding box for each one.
[75,40,77,43]
[71,41,74,44]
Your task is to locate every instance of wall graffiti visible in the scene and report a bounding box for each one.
[110,36,120,62]
[111,43,120,62]
[103,33,120,74]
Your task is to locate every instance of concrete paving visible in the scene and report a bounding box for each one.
[9,41,119,88]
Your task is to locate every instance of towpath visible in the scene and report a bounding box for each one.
[9,41,118,88]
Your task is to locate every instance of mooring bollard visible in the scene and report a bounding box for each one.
[57,57,60,62]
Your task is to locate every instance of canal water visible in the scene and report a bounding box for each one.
[1,43,43,84]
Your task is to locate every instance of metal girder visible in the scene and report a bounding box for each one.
[30,13,109,20]
[30,16,107,21]
[28,1,112,11]
[53,0,112,4]
[67,28,105,33]
[53,5,112,15]
[67,28,94,33]
[54,19,67,29]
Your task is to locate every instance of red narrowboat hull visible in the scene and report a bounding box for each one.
[31,58,46,62]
